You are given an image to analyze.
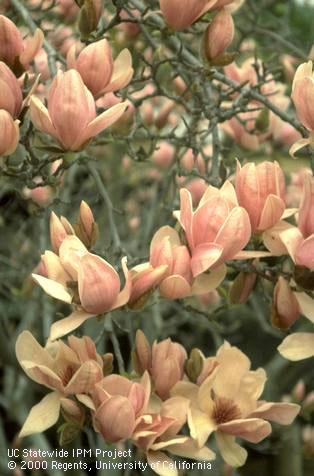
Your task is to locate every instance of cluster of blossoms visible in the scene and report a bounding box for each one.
[0,13,133,155]
[28,163,314,357]
[16,330,299,472]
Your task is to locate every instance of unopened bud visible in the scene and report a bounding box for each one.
[75,201,98,248]
[78,0,103,38]
[271,277,300,330]
[229,272,257,304]
[202,9,235,64]
[185,348,204,383]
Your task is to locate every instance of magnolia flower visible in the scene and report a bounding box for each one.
[16,331,105,437]
[149,226,227,299]
[133,331,187,400]
[0,109,19,156]
[235,161,286,232]
[263,173,314,270]
[29,69,128,151]
[0,15,43,73]
[172,342,300,467]
[67,39,133,98]
[32,235,131,340]
[133,396,215,474]
[79,373,151,443]
[174,181,251,277]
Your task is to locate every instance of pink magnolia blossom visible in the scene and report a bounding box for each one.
[0,15,43,73]
[32,235,131,340]
[175,181,251,276]
[29,69,128,151]
[235,161,286,232]
[67,39,133,98]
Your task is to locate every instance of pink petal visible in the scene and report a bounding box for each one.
[219,418,271,443]
[191,243,223,277]
[215,206,251,261]
[159,275,191,299]
[258,195,285,231]
[78,102,128,148]
[250,402,300,425]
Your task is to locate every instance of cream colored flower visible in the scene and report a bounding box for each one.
[16,331,106,437]
[172,342,300,467]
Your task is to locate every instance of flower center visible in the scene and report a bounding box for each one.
[212,397,242,424]
[59,365,75,386]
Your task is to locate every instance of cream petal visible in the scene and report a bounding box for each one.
[65,360,103,394]
[170,381,199,401]
[278,226,304,262]
[250,402,300,425]
[191,264,226,294]
[20,29,44,66]
[29,96,57,137]
[78,102,128,147]
[150,226,181,255]
[42,251,70,286]
[177,188,194,248]
[218,418,271,443]
[278,332,314,360]
[233,250,272,259]
[15,330,54,369]
[191,243,223,277]
[111,257,132,310]
[19,392,61,437]
[215,432,247,467]
[258,195,285,231]
[159,275,191,299]
[22,362,63,391]
[76,394,96,411]
[151,436,189,452]
[294,292,314,323]
[32,273,72,303]
[103,49,134,93]
[167,438,216,461]
[262,221,296,255]
[289,138,311,157]
[188,406,216,447]
[147,451,177,476]
[49,310,95,341]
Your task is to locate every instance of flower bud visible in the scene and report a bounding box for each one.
[0,109,19,156]
[75,200,98,248]
[78,253,121,314]
[203,9,234,64]
[78,0,103,38]
[133,330,152,375]
[185,348,204,383]
[50,212,73,253]
[298,172,314,239]
[272,277,300,330]
[151,339,187,399]
[229,272,257,304]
